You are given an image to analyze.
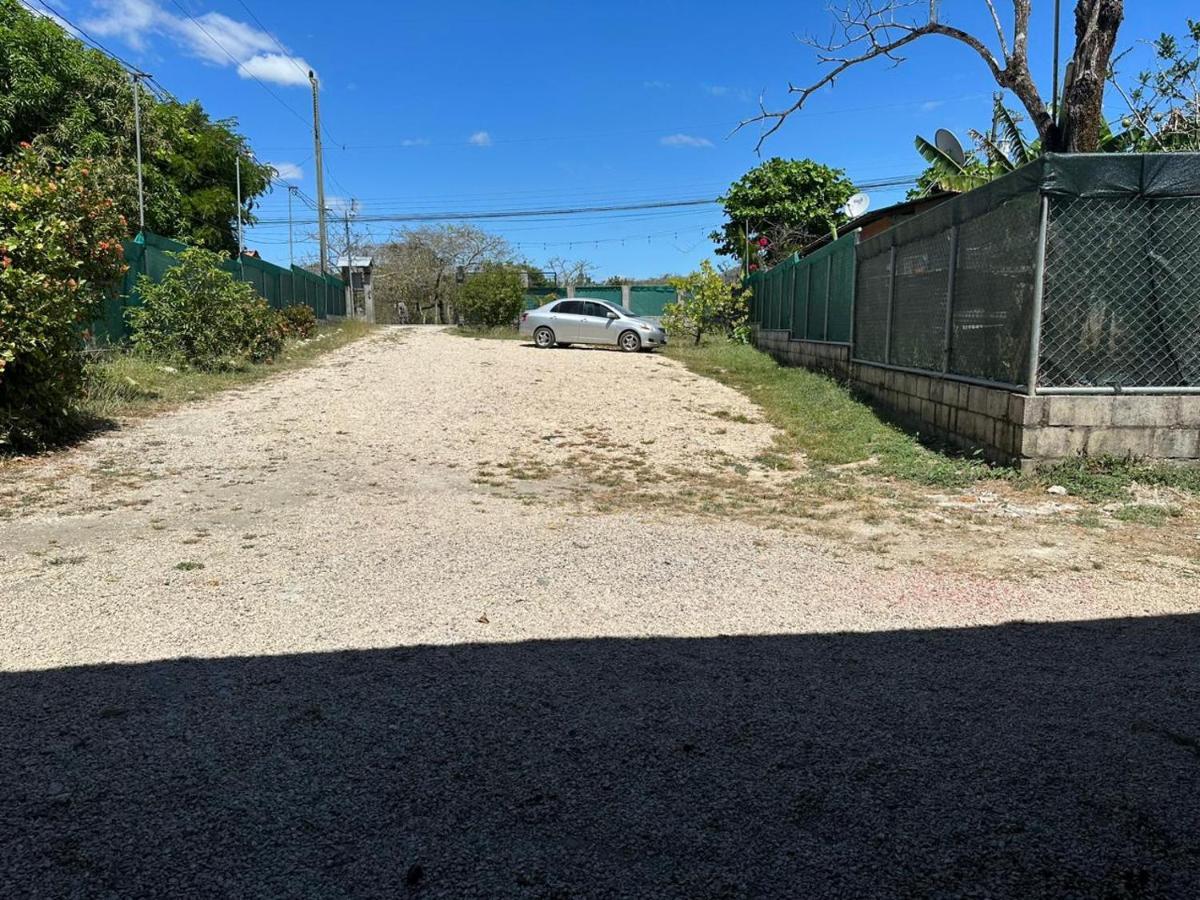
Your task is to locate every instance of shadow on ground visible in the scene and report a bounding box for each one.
[3,617,1199,898]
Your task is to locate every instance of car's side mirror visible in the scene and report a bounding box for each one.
[606,312,619,319]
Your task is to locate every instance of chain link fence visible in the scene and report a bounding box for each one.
[847,154,1200,393]
[1039,196,1200,390]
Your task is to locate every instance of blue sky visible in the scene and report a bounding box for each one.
[32,0,1195,277]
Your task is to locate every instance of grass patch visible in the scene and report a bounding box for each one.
[665,339,1007,489]
[173,561,205,571]
[79,320,375,423]
[1113,503,1183,527]
[447,325,526,342]
[1037,455,1200,502]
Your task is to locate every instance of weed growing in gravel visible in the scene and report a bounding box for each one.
[1113,504,1182,527]
[174,561,205,571]
[1037,456,1200,501]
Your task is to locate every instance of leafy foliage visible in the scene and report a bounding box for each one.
[0,147,128,451]
[128,248,283,369]
[0,145,128,449]
[278,304,318,340]
[370,225,514,324]
[457,264,525,328]
[0,0,273,254]
[711,158,855,269]
[1110,19,1200,151]
[664,260,749,345]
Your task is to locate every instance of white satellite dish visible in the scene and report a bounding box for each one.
[844,192,871,219]
[934,128,967,167]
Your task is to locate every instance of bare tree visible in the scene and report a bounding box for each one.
[370,226,513,325]
[744,1,1124,153]
[545,256,594,287]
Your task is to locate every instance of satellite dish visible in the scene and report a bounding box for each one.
[844,192,871,219]
[934,128,967,167]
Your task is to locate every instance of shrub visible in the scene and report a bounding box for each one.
[278,303,318,339]
[0,145,127,450]
[457,263,524,328]
[664,260,750,345]
[127,247,283,368]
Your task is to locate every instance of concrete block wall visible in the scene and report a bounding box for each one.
[751,327,1200,467]
[752,328,851,381]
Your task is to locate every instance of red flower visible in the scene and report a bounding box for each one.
[757,236,769,247]
[749,263,759,272]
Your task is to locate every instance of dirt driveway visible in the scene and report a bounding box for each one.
[2,327,1198,897]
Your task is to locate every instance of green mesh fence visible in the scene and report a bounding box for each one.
[749,232,857,343]
[629,285,676,317]
[93,231,345,343]
[574,286,623,307]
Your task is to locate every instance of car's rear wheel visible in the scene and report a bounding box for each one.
[533,326,556,349]
[618,330,641,352]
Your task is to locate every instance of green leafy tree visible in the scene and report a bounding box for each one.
[0,0,273,254]
[1,145,128,449]
[1110,19,1200,151]
[457,263,525,328]
[711,158,855,270]
[664,260,749,345]
[128,247,282,368]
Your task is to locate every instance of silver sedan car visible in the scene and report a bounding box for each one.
[519,298,668,352]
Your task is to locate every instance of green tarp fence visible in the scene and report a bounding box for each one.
[521,284,677,316]
[92,230,346,343]
[629,285,676,318]
[747,230,858,343]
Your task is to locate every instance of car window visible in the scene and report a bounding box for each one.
[583,302,612,318]
[552,301,582,314]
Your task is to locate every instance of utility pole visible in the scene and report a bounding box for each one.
[287,185,297,267]
[309,69,329,274]
[130,71,148,232]
[234,152,243,273]
[343,200,354,315]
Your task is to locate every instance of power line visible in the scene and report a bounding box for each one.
[164,0,312,132]
[254,197,721,227]
[25,0,147,76]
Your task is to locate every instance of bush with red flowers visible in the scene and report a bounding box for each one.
[0,145,127,450]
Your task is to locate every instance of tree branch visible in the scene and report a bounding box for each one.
[737,1,1057,152]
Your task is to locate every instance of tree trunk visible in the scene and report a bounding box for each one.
[1061,0,1124,152]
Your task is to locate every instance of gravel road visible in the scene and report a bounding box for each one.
[2,327,1198,898]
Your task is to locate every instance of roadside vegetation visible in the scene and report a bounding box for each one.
[79,319,373,424]
[666,338,1200,507]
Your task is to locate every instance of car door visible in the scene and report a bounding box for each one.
[546,300,583,342]
[577,301,620,345]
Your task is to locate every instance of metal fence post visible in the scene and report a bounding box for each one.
[884,246,897,365]
[1026,196,1051,394]
[823,254,833,342]
[943,225,959,374]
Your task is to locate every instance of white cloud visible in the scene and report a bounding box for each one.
[660,133,713,148]
[270,161,303,181]
[237,53,311,86]
[920,100,945,112]
[83,1,313,86]
[468,131,492,147]
[400,138,430,147]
